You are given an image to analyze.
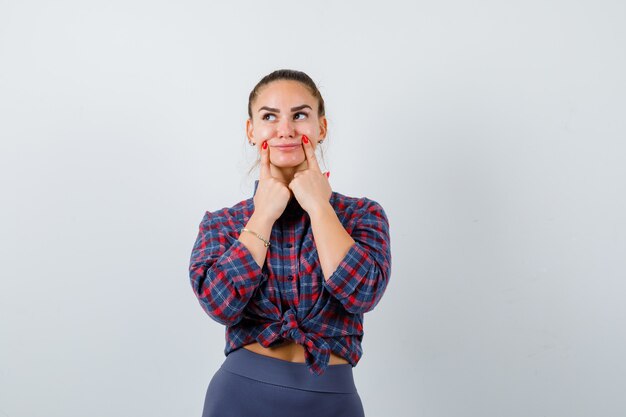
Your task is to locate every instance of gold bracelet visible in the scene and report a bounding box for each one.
[241,228,270,247]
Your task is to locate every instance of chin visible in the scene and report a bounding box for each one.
[270,157,306,168]
[272,162,301,168]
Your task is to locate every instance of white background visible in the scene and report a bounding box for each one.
[1,1,625,416]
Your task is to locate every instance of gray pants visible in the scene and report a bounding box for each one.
[202,347,366,417]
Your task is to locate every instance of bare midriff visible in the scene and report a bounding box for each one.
[243,341,350,365]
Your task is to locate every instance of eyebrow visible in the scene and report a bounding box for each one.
[258,104,312,113]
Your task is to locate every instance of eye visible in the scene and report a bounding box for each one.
[294,112,308,120]
[261,113,276,121]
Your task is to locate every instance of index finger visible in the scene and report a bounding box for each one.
[259,140,272,180]
[301,135,322,173]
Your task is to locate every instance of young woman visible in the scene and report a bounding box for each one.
[189,69,392,417]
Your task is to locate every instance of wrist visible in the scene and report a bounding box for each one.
[248,212,275,230]
[308,201,335,222]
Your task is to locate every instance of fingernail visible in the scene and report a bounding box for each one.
[262,141,268,149]
[326,171,330,178]
[302,135,309,144]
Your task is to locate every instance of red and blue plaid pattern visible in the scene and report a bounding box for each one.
[189,180,392,376]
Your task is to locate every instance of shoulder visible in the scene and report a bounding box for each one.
[330,190,388,224]
[199,198,255,230]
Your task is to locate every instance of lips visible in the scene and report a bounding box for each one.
[274,144,300,149]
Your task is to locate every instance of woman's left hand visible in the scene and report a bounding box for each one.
[288,135,331,215]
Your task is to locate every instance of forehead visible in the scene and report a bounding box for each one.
[253,80,315,107]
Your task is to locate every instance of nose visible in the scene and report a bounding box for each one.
[276,117,296,139]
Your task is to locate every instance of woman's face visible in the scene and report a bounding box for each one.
[246,80,327,169]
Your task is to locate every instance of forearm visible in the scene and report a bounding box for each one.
[189,210,273,326]
[309,202,356,280]
[238,212,274,268]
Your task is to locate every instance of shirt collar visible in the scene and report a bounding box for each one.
[253,179,260,196]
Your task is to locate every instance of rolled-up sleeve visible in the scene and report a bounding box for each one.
[188,210,268,326]
[322,199,392,314]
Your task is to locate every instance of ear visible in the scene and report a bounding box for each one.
[246,118,254,141]
[318,116,328,140]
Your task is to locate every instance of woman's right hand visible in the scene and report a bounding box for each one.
[253,140,291,223]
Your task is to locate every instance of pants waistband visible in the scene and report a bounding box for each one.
[220,347,357,394]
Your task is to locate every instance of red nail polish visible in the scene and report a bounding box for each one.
[302,135,308,144]
[326,171,330,178]
[262,141,268,149]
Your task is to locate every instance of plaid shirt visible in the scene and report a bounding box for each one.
[188,180,392,376]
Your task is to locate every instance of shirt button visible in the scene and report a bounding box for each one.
[286,243,293,248]
[287,275,294,281]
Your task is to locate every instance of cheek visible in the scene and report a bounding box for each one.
[298,124,316,136]
[257,126,274,138]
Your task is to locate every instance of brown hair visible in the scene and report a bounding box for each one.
[248,69,326,119]
[246,69,327,177]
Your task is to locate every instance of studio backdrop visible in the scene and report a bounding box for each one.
[1,1,625,416]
